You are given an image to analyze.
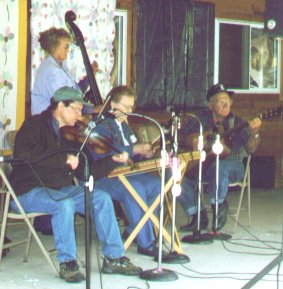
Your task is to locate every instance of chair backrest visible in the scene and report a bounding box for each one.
[5,130,17,153]
[0,163,58,274]
[0,163,26,217]
[229,155,251,188]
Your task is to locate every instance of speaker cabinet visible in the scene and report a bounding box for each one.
[250,156,275,189]
[264,0,283,38]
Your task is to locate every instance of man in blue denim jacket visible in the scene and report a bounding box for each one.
[89,86,162,257]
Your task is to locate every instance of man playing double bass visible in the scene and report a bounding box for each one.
[178,83,262,232]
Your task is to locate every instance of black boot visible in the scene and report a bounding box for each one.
[179,209,209,232]
[211,199,229,231]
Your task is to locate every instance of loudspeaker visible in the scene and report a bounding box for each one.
[264,0,283,38]
[250,156,275,189]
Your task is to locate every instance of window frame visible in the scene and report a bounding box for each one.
[112,9,128,86]
[214,18,281,94]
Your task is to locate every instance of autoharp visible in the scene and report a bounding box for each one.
[108,151,199,178]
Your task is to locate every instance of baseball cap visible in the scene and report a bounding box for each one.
[52,86,93,107]
[206,83,234,101]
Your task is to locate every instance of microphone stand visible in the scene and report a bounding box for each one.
[181,113,213,244]
[210,134,231,241]
[74,111,112,289]
[162,112,190,263]
[128,113,178,282]
[80,152,92,289]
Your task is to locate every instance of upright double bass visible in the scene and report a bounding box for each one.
[64,11,115,152]
[65,10,103,107]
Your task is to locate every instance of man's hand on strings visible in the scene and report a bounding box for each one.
[66,154,79,170]
[112,151,129,164]
[248,117,262,135]
[134,143,155,159]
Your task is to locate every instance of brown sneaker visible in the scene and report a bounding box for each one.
[59,260,85,283]
[102,256,143,276]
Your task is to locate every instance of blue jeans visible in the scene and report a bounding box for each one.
[10,185,124,263]
[178,159,245,216]
[95,172,160,249]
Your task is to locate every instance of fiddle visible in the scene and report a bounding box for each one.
[61,115,135,167]
[61,115,114,155]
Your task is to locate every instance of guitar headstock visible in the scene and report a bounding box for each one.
[260,107,283,121]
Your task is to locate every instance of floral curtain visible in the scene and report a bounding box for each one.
[30,0,117,99]
[0,0,117,149]
[0,0,18,148]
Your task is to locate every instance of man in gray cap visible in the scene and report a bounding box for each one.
[178,83,262,233]
[9,86,142,283]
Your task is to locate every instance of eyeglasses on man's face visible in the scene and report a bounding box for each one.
[214,99,232,107]
[67,105,83,114]
[117,102,135,112]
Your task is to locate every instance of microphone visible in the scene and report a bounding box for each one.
[0,155,24,164]
[0,155,14,163]
[76,109,117,158]
[102,110,116,119]
[212,134,223,155]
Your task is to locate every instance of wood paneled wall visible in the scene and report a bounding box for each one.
[117,0,283,185]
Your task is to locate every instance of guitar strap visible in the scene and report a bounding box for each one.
[228,115,235,130]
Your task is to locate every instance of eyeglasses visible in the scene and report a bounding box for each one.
[215,99,232,107]
[118,102,135,112]
[67,105,82,114]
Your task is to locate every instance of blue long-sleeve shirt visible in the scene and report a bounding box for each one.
[31,55,88,115]
[89,117,139,161]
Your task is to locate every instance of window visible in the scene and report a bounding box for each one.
[214,19,281,93]
[111,9,127,86]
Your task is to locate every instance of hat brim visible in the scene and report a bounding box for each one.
[207,90,234,101]
[61,97,94,108]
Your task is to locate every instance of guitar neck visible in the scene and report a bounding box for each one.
[223,120,248,139]
[223,110,268,139]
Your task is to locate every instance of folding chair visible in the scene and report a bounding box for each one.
[228,155,251,232]
[0,130,17,219]
[0,163,58,275]
[5,130,17,153]
[201,155,252,233]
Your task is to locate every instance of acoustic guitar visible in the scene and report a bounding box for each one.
[186,106,283,178]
